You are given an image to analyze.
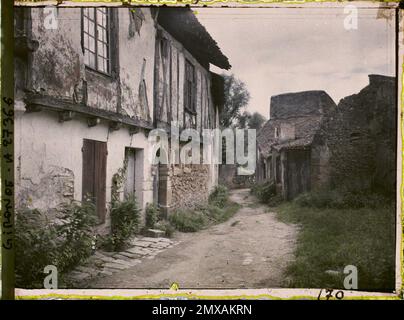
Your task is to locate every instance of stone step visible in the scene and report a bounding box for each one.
[145,229,166,238]
[103,262,128,270]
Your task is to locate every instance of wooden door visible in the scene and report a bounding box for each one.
[286,149,311,200]
[124,148,136,198]
[82,139,107,223]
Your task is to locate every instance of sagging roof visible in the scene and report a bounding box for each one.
[270,90,336,120]
[257,116,322,157]
[157,7,231,70]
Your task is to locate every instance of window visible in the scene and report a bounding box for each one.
[276,156,281,183]
[184,59,196,112]
[275,127,280,138]
[82,8,110,74]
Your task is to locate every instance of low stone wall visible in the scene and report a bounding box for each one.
[322,75,396,193]
[219,164,255,189]
[170,164,211,210]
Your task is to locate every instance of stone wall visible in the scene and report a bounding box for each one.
[322,75,396,194]
[270,90,336,119]
[170,164,211,210]
[219,164,255,189]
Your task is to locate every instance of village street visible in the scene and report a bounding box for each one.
[89,189,298,289]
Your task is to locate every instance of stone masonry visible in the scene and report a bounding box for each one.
[170,164,211,210]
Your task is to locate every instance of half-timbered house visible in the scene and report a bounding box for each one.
[14,7,229,231]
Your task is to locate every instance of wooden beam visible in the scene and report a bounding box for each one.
[109,121,122,131]
[25,104,42,113]
[24,93,154,130]
[87,117,100,128]
[58,110,75,122]
[129,127,141,135]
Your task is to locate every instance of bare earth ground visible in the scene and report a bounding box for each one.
[89,189,298,289]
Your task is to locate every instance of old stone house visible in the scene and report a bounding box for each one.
[256,91,336,200]
[14,7,229,231]
[257,74,396,200]
[321,74,396,194]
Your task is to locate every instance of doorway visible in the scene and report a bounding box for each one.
[82,139,107,223]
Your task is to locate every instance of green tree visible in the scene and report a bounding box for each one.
[237,111,266,130]
[220,74,250,128]
[248,112,266,130]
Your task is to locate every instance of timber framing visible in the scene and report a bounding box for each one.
[24,93,154,131]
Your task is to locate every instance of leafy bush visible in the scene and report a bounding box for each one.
[56,200,97,271]
[251,181,280,206]
[145,202,159,229]
[108,194,141,251]
[168,210,208,232]
[154,220,175,238]
[15,209,60,288]
[208,184,229,208]
[15,200,97,288]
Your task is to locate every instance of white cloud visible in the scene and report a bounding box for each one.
[198,7,395,116]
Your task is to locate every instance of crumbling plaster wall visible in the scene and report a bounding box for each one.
[14,107,154,229]
[29,8,155,121]
[118,8,155,120]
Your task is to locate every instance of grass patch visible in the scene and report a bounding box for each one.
[168,185,241,232]
[276,197,396,292]
[251,181,283,207]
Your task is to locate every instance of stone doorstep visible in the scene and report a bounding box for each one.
[113,253,134,261]
[149,242,170,249]
[103,262,128,270]
[69,237,178,285]
[118,251,142,259]
[107,258,134,267]
[133,241,154,248]
[126,247,150,255]
[145,229,166,238]
[139,236,162,243]
[100,251,115,257]
[99,269,113,276]
[94,254,116,264]
[75,266,101,275]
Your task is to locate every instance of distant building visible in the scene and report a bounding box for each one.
[257,75,396,200]
[256,91,336,200]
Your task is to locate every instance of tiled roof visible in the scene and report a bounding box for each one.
[158,8,231,70]
[257,116,322,156]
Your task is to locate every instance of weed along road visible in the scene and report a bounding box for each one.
[90,189,298,288]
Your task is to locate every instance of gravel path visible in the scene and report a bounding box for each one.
[89,189,298,289]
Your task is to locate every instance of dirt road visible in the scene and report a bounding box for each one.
[90,189,298,289]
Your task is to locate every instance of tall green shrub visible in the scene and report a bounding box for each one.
[15,200,97,288]
[208,184,228,208]
[109,194,140,250]
[145,202,159,229]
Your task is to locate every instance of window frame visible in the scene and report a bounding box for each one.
[184,59,197,114]
[81,7,112,76]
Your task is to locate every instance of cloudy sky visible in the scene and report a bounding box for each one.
[197,6,395,119]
